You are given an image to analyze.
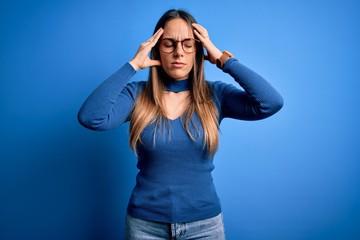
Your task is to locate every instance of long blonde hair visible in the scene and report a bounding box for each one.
[130,9,219,156]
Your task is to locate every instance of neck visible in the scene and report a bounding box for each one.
[164,78,191,93]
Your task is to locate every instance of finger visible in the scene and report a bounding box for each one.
[192,23,208,38]
[151,28,164,44]
[193,29,201,38]
[192,24,204,35]
[154,27,164,38]
[194,29,206,40]
[192,23,206,31]
[146,28,164,45]
[193,27,208,39]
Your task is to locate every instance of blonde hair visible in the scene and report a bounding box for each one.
[130,9,219,156]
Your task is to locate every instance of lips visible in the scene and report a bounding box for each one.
[171,62,186,68]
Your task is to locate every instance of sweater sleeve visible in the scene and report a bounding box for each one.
[215,58,283,121]
[77,63,140,130]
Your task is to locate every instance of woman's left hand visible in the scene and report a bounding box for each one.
[192,23,222,64]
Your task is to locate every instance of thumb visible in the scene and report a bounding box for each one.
[149,59,162,67]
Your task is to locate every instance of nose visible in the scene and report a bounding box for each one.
[173,42,184,56]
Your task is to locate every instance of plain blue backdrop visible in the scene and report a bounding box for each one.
[1,0,359,239]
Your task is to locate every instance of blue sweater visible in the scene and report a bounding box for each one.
[78,58,283,223]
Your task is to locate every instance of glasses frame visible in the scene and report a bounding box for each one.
[158,38,201,54]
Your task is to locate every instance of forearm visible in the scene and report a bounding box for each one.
[222,58,284,119]
[77,63,137,130]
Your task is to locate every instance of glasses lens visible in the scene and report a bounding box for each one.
[159,39,175,53]
[159,39,197,53]
[182,39,196,53]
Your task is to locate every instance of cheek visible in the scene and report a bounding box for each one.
[159,53,170,65]
[185,55,195,71]
[159,55,172,76]
[189,55,195,66]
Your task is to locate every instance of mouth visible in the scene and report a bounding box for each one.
[171,62,186,68]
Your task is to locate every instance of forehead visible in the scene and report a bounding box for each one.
[162,18,193,39]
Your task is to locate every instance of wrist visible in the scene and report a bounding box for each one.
[213,49,222,60]
[216,50,234,69]
[129,60,140,71]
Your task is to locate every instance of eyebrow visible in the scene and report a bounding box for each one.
[161,37,195,42]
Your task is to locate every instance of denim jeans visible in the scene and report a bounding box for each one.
[124,213,226,240]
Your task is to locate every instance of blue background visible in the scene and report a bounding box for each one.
[1,0,359,239]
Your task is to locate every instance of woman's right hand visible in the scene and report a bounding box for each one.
[129,28,164,71]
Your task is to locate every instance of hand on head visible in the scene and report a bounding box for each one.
[192,23,222,64]
[129,28,164,71]
[129,22,222,71]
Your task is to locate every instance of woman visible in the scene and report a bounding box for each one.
[78,9,283,240]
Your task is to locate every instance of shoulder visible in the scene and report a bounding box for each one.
[126,80,147,90]
[206,80,238,112]
[122,80,147,100]
[206,80,238,98]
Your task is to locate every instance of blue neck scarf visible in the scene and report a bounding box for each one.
[164,78,191,93]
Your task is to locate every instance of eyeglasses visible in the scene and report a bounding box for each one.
[159,38,200,54]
